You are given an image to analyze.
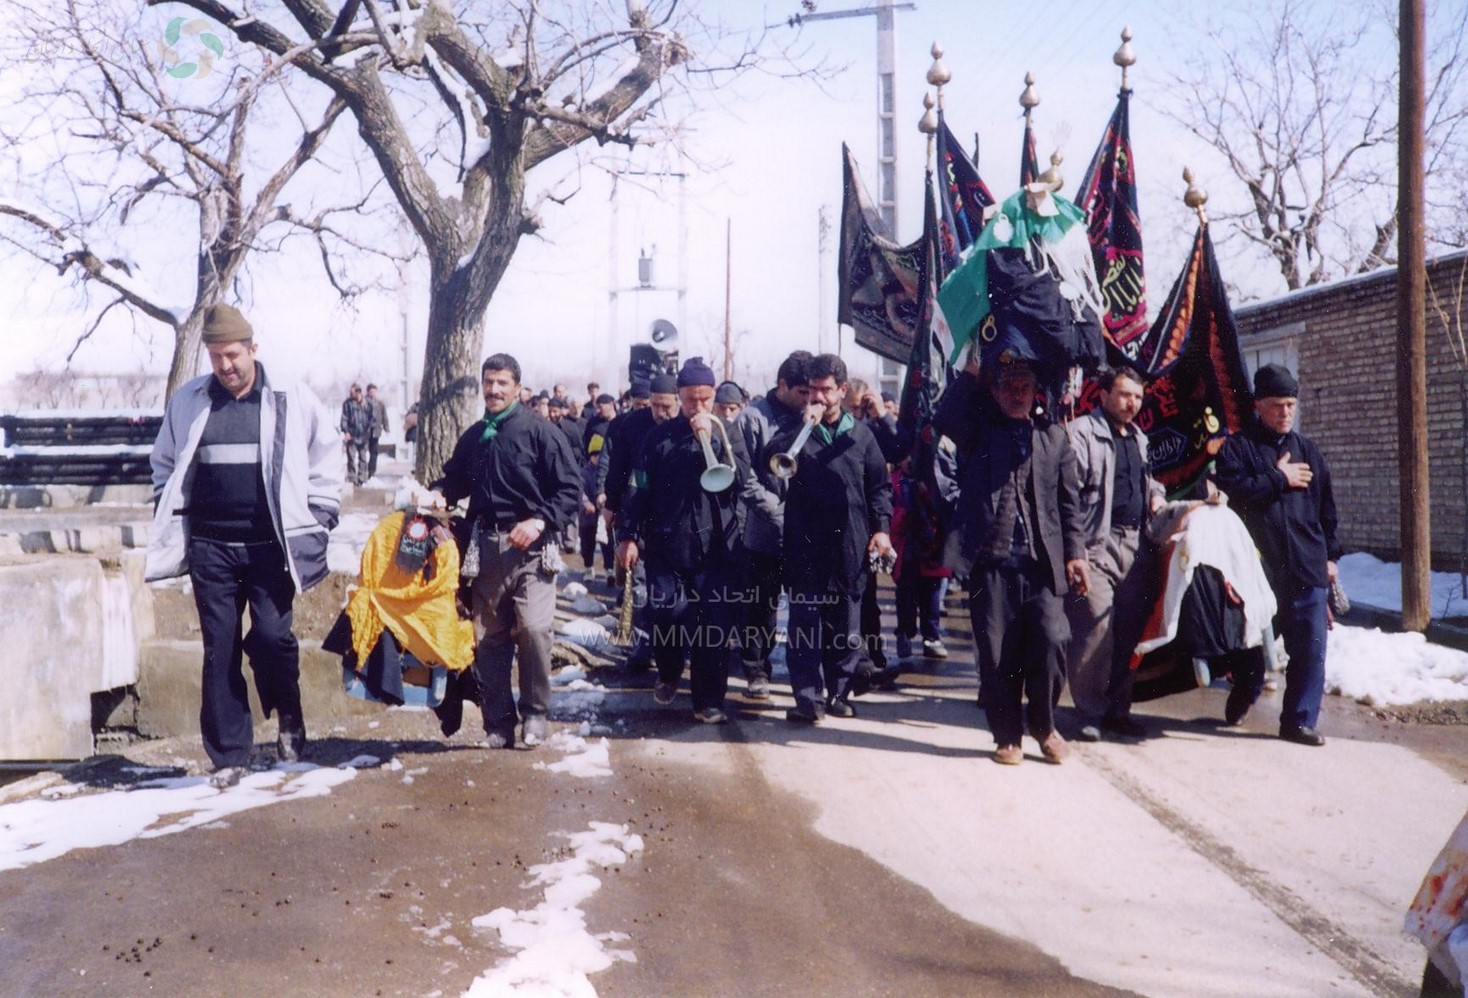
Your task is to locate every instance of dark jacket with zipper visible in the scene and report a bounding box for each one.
[437,405,580,534]
[761,417,892,596]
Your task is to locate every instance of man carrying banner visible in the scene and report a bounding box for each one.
[934,353,1089,765]
[1213,364,1341,746]
[1065,366,1164,741]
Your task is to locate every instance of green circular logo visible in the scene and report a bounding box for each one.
[157,17,224,80]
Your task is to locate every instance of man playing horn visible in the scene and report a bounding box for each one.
[617,357,758,724]
[761,352,895,723]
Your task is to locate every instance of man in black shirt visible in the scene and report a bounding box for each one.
[1214,364,1341,746]
[1065,367,1164,741]
[147,304,343,787]
[438,353,581,749]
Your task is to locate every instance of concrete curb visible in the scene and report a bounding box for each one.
[1341,601,1468,653]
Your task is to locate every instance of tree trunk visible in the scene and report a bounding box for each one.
[414,288,484,483]
[165,311,205,398]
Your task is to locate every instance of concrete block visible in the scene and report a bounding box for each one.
[0,557,104,759]
[136,639,381,741]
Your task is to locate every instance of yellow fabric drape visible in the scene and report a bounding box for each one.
[345,510,474,672]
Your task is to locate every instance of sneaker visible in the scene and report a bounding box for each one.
[993,744,1023,766]
[1192,657,1212,688]
[521,715,548,748]
[208,765,248,789]
[480,732,512,750]
[824,696,856,718]
[785,701,825,724]
[895,634,914,661]
[922,639,949,660]
[653,681,677,705]
[695,707,728,725]
[1038,730,1069,764]
[1077,724,1102,743]
[745,674,771,700]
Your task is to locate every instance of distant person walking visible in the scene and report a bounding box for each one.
[365,383,388,479]
[146,304,344,788]
[340,384,372,486]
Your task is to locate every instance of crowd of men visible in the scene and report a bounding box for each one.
[147,307,1340,784]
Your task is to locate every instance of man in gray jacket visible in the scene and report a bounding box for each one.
[1065,366,1165,741]
[733,351,811,698]
[147,304,344,787]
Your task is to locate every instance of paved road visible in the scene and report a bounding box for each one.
[1,583,1463,997]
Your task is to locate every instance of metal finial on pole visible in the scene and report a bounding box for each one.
[926,41,951,108]
[1182,166,1208,224]
[1038,150,1064,193]
[1114,27,1136,90]
[918,91,937,135]
[1019,70,1040,116]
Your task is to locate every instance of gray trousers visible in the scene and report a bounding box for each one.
[1065,526,1151,723]
[470,532,556,740]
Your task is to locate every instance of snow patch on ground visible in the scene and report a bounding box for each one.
[327,511,385,575]
[464,822,643,996]
[1338,552,1468,620]
[1327,625,1468,705]
[534,733,613,779]
[0,764,358,873]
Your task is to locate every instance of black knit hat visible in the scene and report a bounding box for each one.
[1253,363,1299,399]
[677,356,717,388]
[649,373,678,395]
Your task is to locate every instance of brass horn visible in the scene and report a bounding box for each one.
[696,416,737,493]
[769,417,818,480]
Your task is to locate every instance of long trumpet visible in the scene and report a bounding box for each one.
[695,416,737,493]
[769,417,818,480]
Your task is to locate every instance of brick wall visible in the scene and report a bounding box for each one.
[1234,250,1468,571]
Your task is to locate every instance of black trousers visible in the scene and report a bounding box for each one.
[739,549,783,680]
[648,564,736,711]
[189,537,301,768]
[859,569,888,669]
[967,561,1069,746]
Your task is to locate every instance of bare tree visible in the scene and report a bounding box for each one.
[0,0,395,396]
[140,0,813,476]
[1156,0,1468,293]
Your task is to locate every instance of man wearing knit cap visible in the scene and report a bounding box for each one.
[618,357,758,723]
[600,373,676,673]
[714,381,747,422]
[1214,363,1341,746]
[147,303,344,788]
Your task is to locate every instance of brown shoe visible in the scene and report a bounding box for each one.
[1039,730,1069,764]
[993,743,1023,766]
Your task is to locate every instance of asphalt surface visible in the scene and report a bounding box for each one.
[1,570,1464,997]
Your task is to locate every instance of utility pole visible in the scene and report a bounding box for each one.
[723,218,733,382]
[784,1,916,235]
[1398,0,1430,631]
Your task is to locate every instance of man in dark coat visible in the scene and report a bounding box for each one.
[437,353,581,750]
[733,351,811,698]
[762,353,894,722]
[617,358,758,724]
[1213,363,1341,746]
[934,355,1089,766]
